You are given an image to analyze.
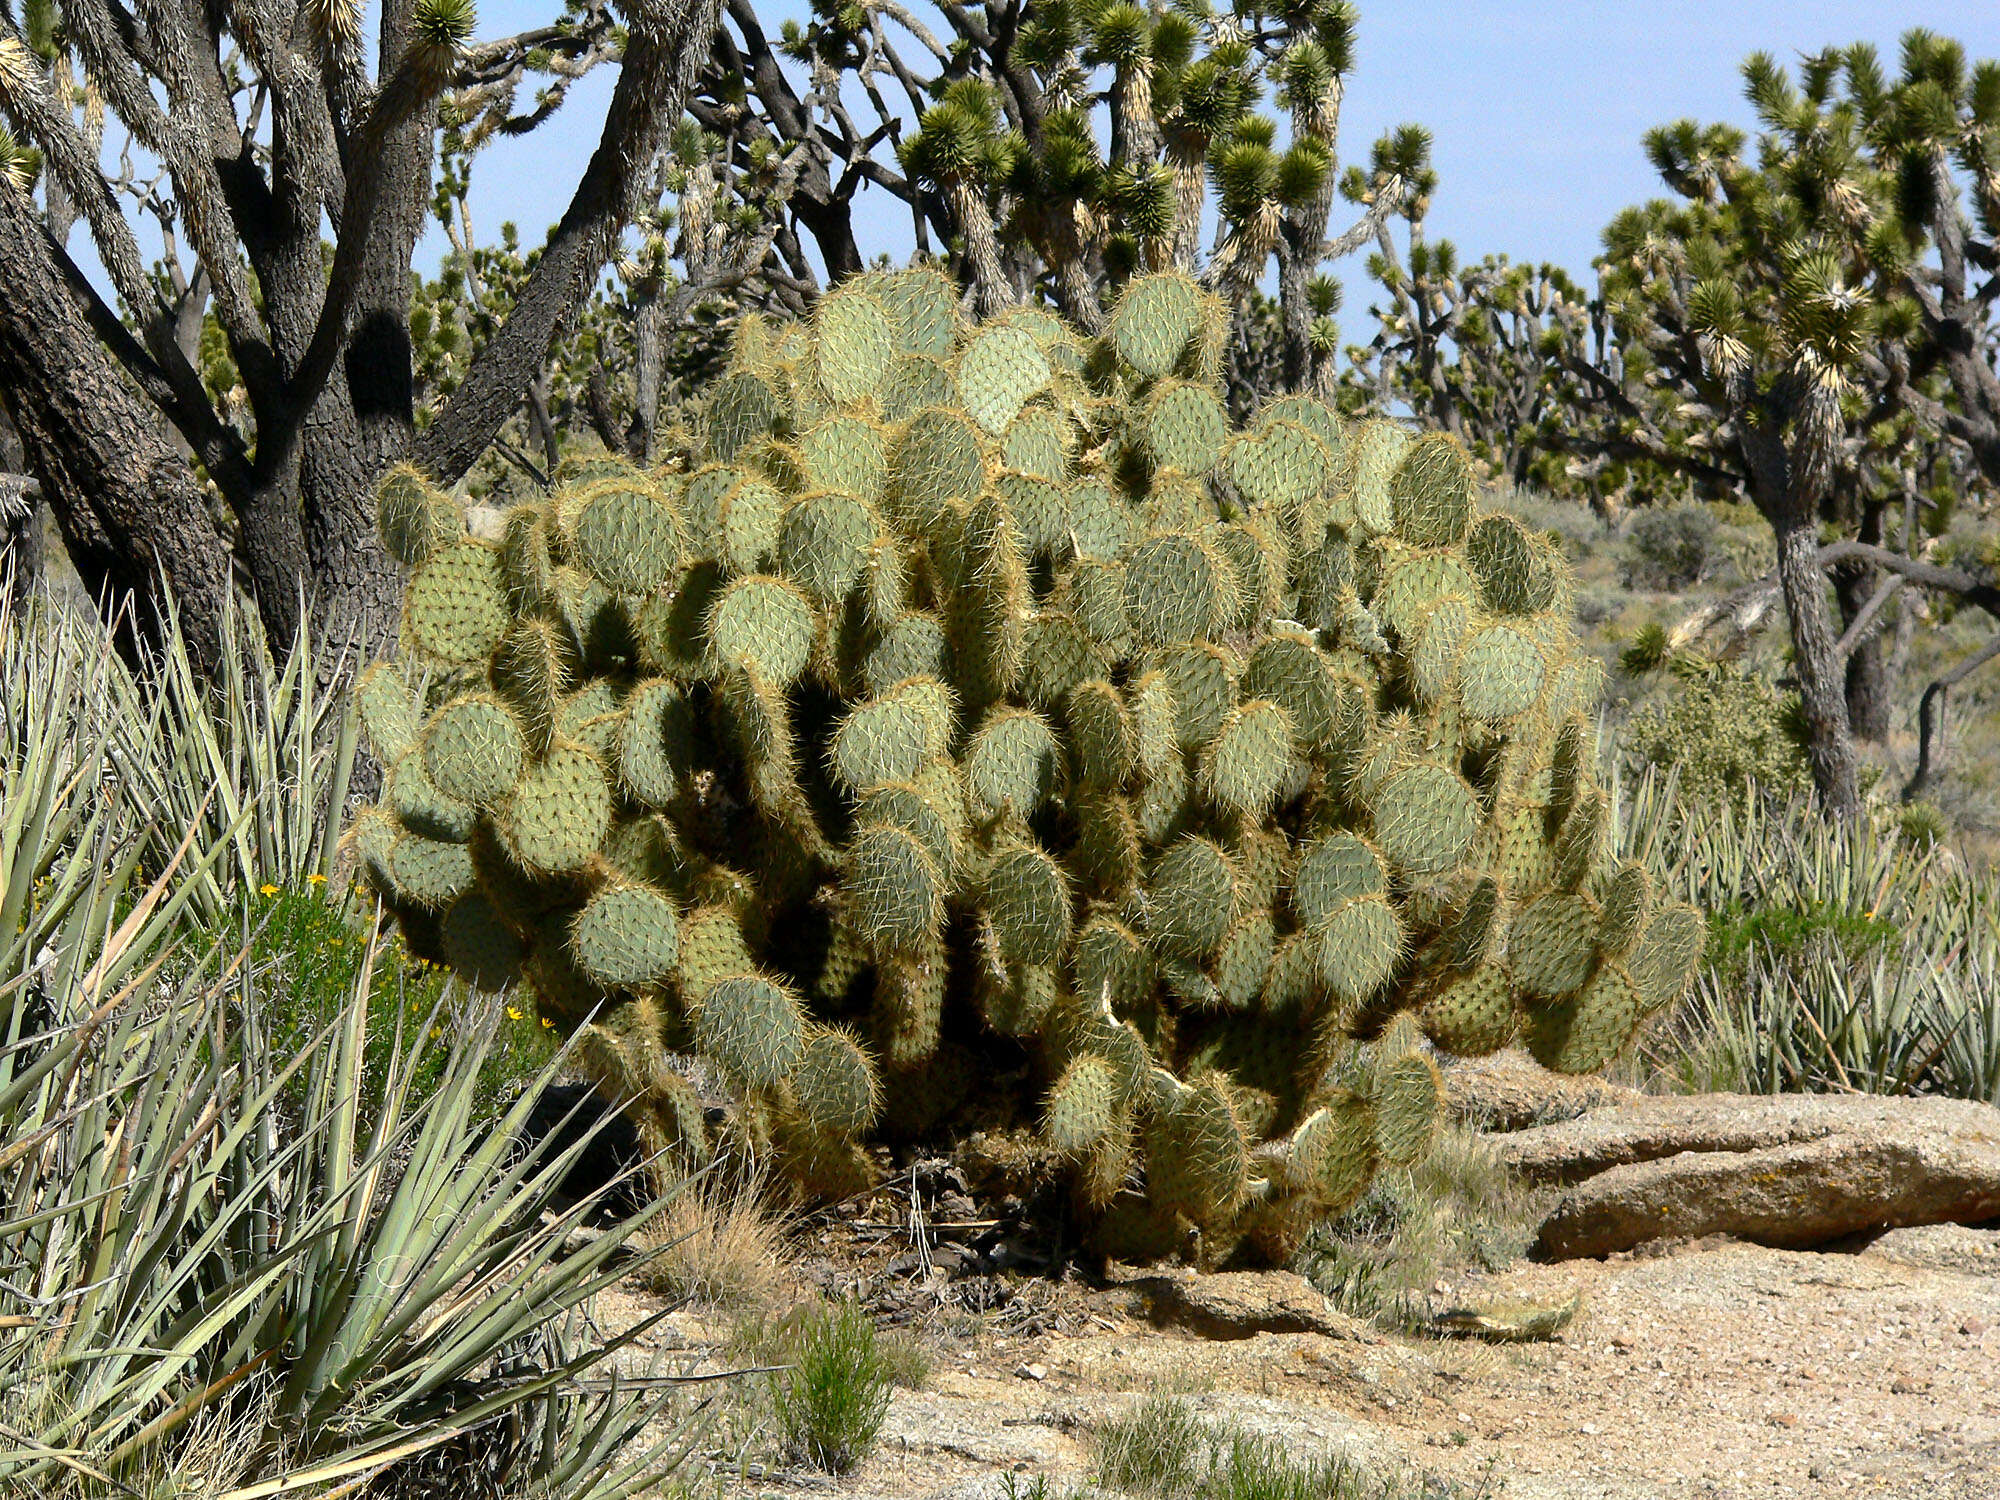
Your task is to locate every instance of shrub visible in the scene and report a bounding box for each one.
[1623,665,1811,807]
[1620,501,1720,590]
[0,920,683,1496]
[353,269,1705,1266]
[1095,1397,1398,1500]
[638,1169,791,1310]
[768,1300,894,1474]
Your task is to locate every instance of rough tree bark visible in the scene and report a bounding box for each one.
[0,185,231,668]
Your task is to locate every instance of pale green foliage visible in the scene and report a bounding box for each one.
[356,269,1703,1264]
[1623,664,1811,808]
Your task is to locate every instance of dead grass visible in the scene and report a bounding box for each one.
[636,1168,792,1312]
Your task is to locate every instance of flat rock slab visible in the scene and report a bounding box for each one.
[1495,1092,2000,1259]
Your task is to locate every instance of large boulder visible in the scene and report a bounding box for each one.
[1495,1092,2000,1259]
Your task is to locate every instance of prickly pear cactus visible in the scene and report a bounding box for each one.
[349,267,1704,1265]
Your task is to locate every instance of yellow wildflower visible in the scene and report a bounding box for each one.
[259,884,280,897]
[506,1006,524,1021]
[308,873,328,886]
[540,1016,555,1030]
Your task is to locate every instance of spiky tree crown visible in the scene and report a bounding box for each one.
[352,269,1703,1265]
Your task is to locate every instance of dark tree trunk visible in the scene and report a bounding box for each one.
[1773,515,1860,817]
[1834,558,1892,743]
[0,190,233,673]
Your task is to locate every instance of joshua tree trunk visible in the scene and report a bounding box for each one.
[1773,515,1861,817]
[0,188,231,669]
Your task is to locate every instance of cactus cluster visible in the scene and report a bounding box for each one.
[350,267,1703,1264]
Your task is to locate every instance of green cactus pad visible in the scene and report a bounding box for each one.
[1143,381,1228,474]
[847,823,945,953]
[1067,679,1136,789]
[1200,699,1296,818]
[1596,860,1653,958]
[880,354,955,422]
[863,611,950,695]
[1419,963,1519,1055]
[871,265,960,357]
[1229,417,1332,515]
[572,882,682,989]
[503,743,613,875]
[1465,514,1540,615]
[421,694,526,808]
[1001,406,1071,480]
[1371,764,1478,879]
[1146,1076,1249,1226]
[1527,960,1641,1074]
[387,752,476,842]
[384,830,477,908]
[965,707,1061,818]
[1373,1050,1444,1168]
[1288,1097,1379,1212]
[707,574,816,687]
[1388,434,1475,549]
[355,663,421,763]
[405,542,511,664]
[377,464,462,565]
[793,1027,880,1137]
[705,371,786,461]
[1347,420,1412,534]
[801,415,890,500]
[1044,1054,1122,1154]
[1075,913,1155,1010]
[568,482,685,595]
[1627,901,1705,1013]
[812,286,895,405]
[695,973,806,1090]
[1111,273,1205,377]
[985,842,1072,966]
[957,325,1052,435]
[1291,834,1388,926]
[1019,611,1105,711]
[890,409,986,529]
[1069,479,1142,563]
[1314,894,1403,1005]
[1154,641,1237,749]
[1458,625,1547,723]
[779,490,878,606]
[1214,909,1278,1009]
[1148,837,1237,960]
[1510,892,1600,998]
[717,478,786,575]
[617,679,697,808]
[1126,533,1229,646]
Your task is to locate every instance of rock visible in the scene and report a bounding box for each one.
[1497,1092,2000,1259]
[1445,1049,1644,1132]
[1105,1267,1378,1342]
[1015,1362,1048,1381]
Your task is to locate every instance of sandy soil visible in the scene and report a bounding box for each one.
[604,1220,2000,1500]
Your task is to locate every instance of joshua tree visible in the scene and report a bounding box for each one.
[684,0,1422,397]
[0,0,720,671]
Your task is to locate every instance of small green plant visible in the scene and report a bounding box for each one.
[1620,502,1719,591]
[1623,664,1811,808]
[768,1299,894,1474]
[1095,1396,1210,1499]
[1095,1397,1419,1499]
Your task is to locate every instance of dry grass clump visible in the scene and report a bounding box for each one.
[636,1167,793,1311]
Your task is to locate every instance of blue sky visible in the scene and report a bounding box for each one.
[453,0,2000,298]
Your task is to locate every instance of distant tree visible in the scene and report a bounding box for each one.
[0,0,720,672]
[682,0,1423,400]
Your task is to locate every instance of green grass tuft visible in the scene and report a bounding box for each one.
[767,1299,896,1474]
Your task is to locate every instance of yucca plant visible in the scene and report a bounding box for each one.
[1618,765,2000,1104]
[0,898,687,1496]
